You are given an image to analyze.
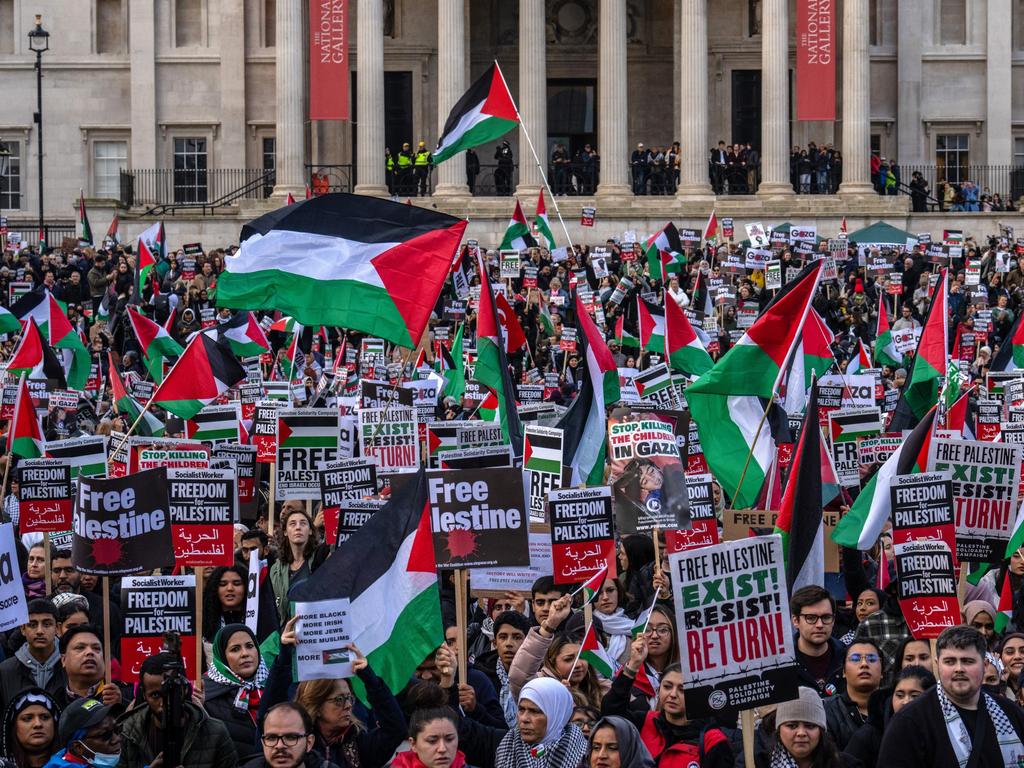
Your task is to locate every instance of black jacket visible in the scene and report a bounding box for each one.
[878,687,1024,768]
[241,751,340,768]
[0,653,65,714]
[202,674,261,762]
[795,636,846,697]
[823,691,868,751]
[844,687,896,768]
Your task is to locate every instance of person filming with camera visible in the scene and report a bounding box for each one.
[116,652,235,768]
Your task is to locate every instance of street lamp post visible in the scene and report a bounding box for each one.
[27,14,49,250]
[0,142,9,251]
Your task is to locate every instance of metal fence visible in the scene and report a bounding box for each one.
[119,168,274,208]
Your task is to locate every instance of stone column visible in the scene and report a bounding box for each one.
[757,0,792,196]
[896,0,923,164]
[838,0,874,195]
[271,0,305,198]
[676,0,712,199]
[434,0,468,195]
[515,0,546,198]
[219,0,246,168]
[353,0,388,196]
[987,0,1012,165]
[128,1,157,169]
[596,0,630,197]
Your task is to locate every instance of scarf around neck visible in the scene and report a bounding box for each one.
[208,625,269,716]
[937,682,1024,767]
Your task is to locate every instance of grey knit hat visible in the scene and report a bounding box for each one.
[775,686,827,730]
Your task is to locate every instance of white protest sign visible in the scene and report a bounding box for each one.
[892,327,919,355]
[295,597,354,680]
[0,525,27,632]
[245,548,261,634]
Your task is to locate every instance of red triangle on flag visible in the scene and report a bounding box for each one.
[482,64,519,122]
[277,418,292,445]
[523,435,533,465]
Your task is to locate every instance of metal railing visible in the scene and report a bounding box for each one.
[896,165,1024,208]
[119,168,274,209]
[2,222,76,249]
[306,165,354,195]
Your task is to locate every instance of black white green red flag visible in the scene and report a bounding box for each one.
[432,63,519,165]
[152,334,245,420]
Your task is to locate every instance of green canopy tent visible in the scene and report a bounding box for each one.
[846,221,918,248]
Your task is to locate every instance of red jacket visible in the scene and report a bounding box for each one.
[639,711,727,767]
[390,749,467,768]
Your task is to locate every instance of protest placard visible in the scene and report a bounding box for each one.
[977,401,1002,441]
[186,404,241,444]
[669,535,797,718]
[889,472,956,559]
[665,474,719,552]
[524,426,564,523]
[359,406,418,471]
[929,439,1022,562]
[892,327,919,354]
[499,250,521,278]
[294,597,354,681]
[471,531,554,595]
[458,424,504,449]
[245,549,261,635]
[121,575,197,680]
[438,446,514,470]
[277,408,340,499]
[360,379,414,409]
[892,540,960,639]
[549,487,615,585]
[72,469,175,575]
[213,444,257,504]
[42,436,105,481]
[252,401,284,463]
[319,459,378,542]
[167,469,236,567]
[0,525,27,632]
[428,468,529,569]
[333,500,385,546]
[17,459,73,533]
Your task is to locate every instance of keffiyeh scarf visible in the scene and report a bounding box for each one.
[937,681,1024,767]
[495,660,517,728]
[768,744,800,768]
[494,724,588,768]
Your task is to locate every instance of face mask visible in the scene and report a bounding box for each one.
[78,743,120,768]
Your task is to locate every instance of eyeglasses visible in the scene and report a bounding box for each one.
[326,694,355,707]
[799,614,835,625]
[644,626,672,637]
[848,653,879,664]
[261,733,306,747]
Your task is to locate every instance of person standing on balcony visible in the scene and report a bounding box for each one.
[414,140,433,197]
[466,148,480,195]
[495,140,514,196]
[385,147,396,199]
[396,142,414,197]
[631,143,649,195]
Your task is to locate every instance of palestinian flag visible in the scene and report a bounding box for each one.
[432,62,519,165]
[523,428,563,476]
[637,298,665,354]
[77,190,93,247]
[818,429,843,508]
[7,318,66,386]
[535,189,556,250]
[557,295,620,485]
[216,311,270,357]
[47,294,90,391]
[426,423,461,466]
[615,314,639,350]
[277,412,338,450]
[285,192,296,206]
[578,623,615,679]
[874,294,902,368]
[187,404,241,443]
[644,223,684,279]
[498,199,537,251]
[996,568,1013,634]
[151,334,246,419]
[127,307,184,384]
[775,377,824,591]
[136,222,164,299]
[0,306,19,336]
[270,316,300,334]
[703,210,718,243]
[288,468,442,697]
[832,405,937,549]
[45,436,108,478]
[685,263,822,508]
[108,352,164,437]
[10,289,53,333]
[577,564,609,604]
[991,312,1024,372]
[830,410,882,443]
[105,212,120,246]
[217,193,467,349]
[630,593,659,638]
[945,387,976,439]
[537,292,557,336]
[889,271,947,431]
[442,324,465,401]
[665,293,713,377]
[845,338,872,376]
[7,377,43,460]
[691,270,714,317]
[474,255,523,450]
[784,309,834,416]
[1006,497,1024,559]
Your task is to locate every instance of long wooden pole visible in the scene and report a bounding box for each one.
[454,569,468,679]
[102,576,112,684]
[195,568,204,677]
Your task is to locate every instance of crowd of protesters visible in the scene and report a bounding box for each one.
[0,215,1022,768]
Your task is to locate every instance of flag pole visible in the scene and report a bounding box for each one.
[0,373,26,506]
[494,60,575,251]
[565,621,589,682]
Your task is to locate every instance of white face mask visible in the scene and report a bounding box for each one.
[77,743,120,768]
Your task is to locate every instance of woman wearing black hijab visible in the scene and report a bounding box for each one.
[202,623,267,761]
[587,716,654,768]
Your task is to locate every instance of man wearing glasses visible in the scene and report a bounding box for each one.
[823,639,884,749]
[253,702,327,768]
[790,585,845,698]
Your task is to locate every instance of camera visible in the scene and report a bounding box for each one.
[158,633,189,768]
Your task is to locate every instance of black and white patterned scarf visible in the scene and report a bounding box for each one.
[936,682,1024,767]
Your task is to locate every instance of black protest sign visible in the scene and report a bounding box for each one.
[319,459,378,542]
[360,379,414,409]
[120,575,198,680]
[889,472,956,558]
[17,459,73,533]
[428,468,529,569]
[335,499,386,545]
[72,468,175,575]
[549,487,615,585]
[168,469,237,567]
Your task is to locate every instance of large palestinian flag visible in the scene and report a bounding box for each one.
[127,307,184,384]
[47,294,90,391]
[288,468,442,697]
[7,318,66,386]
[152,334,245,419]
[136,222,164,299]
[535,190,556,250]
[685,262,822,508]
[108,352,164,437]
[832,405,937,549]
[645,223,684,280]
[432,63,519,165]
[636,298,665,354]
[217,194,467,348]
[557,295,620,485]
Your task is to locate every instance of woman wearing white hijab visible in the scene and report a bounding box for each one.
[494,678,589,768]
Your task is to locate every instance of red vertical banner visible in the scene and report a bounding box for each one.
[310,0,349,120]
[795,0,835,120]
